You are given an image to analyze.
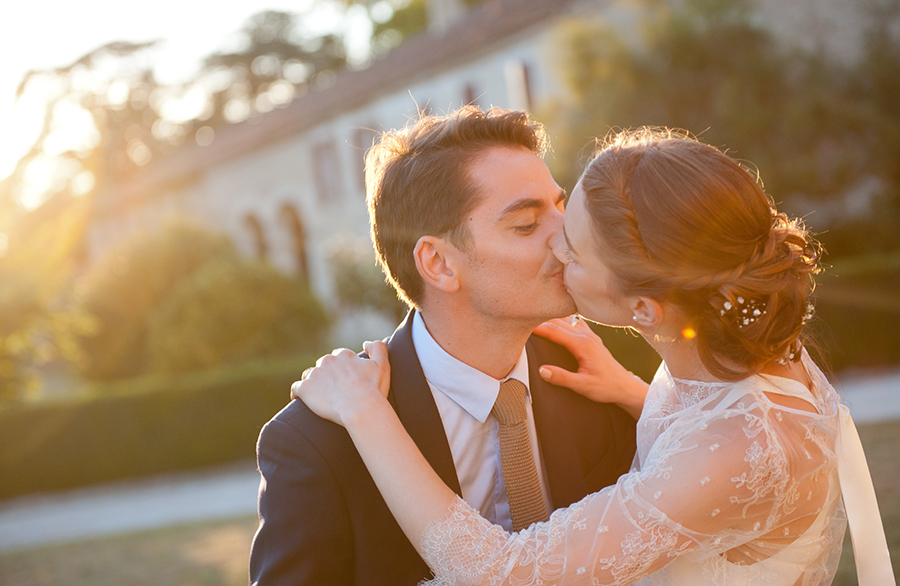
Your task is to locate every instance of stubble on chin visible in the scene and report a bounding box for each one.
[538,290,577,323]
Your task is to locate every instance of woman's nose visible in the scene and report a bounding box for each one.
[550,229,569,263]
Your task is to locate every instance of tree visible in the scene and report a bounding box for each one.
[74,219,330,381]
[0,6,357,394]
[181,9,348,132]
[146,254,330,374]
[7,7,354,215]
[0,196,94,400]
[328,236,407,321]
[5,41,160,212]
[541,0,898,256]
[73,220,235,380]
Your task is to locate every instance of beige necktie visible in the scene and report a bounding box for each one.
[492,378,548,531]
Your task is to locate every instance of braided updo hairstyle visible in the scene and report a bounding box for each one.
[579,128,821,381]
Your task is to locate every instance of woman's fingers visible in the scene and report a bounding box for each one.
[290,378,303,400]
[533,317,592,356]
[291,346,376,401]
[288,343,393,425]
[363,340,391,398]
[363,340,388,365]
[539,364,583,389]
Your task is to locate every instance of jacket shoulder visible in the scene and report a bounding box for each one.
[526,333,579,370]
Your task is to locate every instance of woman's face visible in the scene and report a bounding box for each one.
[553,184,635,327]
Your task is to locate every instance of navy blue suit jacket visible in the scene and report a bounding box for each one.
[249,311,637,585]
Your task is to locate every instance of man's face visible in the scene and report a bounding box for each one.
[447,146,576,326]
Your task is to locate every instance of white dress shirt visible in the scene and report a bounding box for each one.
[412,311,553,531]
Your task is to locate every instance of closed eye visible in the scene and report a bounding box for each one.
[515,222,539,234]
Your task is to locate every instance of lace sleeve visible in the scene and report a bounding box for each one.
[419,393,829,586]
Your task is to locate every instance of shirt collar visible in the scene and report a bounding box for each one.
[412,311,531,423]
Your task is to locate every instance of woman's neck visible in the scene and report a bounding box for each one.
[649,328,812,389]
[650,336,719,382]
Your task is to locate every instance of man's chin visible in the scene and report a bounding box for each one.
[542,297,577,322]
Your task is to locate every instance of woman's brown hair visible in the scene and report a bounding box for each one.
[579,128,821,380]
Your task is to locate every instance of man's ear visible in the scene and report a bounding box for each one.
[414,236,460,293]
[630,296,663,328]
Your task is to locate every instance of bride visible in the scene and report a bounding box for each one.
[292,129,891,585]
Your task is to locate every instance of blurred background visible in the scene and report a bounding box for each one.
[0,0,898,584]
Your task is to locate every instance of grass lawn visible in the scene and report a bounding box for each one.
[0,516,259,586]
[1,421,897,586]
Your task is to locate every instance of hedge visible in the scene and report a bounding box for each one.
[2,255,896,501]
[0,355,316,500]
[812,253,900,372]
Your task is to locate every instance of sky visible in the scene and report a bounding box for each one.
[0,0,368,201]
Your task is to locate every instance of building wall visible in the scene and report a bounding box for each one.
[85,0,890,342]
[87,19,560,319]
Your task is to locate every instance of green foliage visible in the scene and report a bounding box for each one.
[367,0,487,54]
[589,324,662,384]
[10,9,352,211]
[542,0,900,256]
[75,221,234,380]
[328,238,408,320]
[0,196,94,401]
[0,355,314,499]
[811,252,900,372]
[855,1,900,191]
[147,256,329,374]
[541,0,900,371]
[373,0,427,49]
[75,220,330,381]
[195,10,348,129]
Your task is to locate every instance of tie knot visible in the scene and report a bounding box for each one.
[492,379,527,425]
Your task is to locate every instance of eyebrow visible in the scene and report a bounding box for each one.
[499,189,568,218]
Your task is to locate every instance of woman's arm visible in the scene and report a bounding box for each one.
[533,317,649,419]
[293,344,808,586]
[290,330,648,554]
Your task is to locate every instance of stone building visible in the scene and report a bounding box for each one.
[85,0,880,341]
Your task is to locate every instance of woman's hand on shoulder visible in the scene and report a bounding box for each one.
[290,340,391,427]
[534,317,648,419]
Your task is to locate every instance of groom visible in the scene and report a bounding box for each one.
[249,106,638,586]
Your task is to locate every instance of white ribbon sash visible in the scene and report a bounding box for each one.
[836,404,896,585]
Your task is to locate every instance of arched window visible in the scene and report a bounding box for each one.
[244,214,268,260]
[279,204,310,281]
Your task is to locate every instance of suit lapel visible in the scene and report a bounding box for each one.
[386,310,462,496]
[526,340,588,509]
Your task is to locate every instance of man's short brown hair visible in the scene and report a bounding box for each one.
[365,106,548,308]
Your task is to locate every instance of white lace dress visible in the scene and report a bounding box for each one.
[420,352,847,586]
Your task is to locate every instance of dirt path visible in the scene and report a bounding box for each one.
[0,461,259,553]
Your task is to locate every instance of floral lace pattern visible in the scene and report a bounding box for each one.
[420,351,845,586]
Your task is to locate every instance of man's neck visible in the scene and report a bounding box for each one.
[417,305,535,380]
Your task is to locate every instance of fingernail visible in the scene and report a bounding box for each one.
[539,367,551,380]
